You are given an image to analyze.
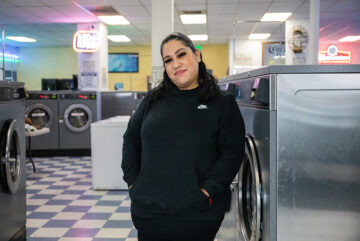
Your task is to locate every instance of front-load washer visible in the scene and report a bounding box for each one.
[58,91,97,150]
[25,91,59,150]
[0,81,26,241]
[218,65,360,241]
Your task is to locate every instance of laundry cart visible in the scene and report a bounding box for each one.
[91,116,130,190]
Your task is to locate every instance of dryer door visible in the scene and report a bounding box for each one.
[64,104,92,133]
[238,135,262,241]
[25,103,54,128]
[0,119,22,194]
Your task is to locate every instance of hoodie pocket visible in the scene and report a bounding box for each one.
[129,159,210,215]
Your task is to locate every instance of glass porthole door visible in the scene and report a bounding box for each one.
[238,135,262,241]
[0,119,22,194]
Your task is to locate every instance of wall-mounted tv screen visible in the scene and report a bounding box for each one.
[108,53,139,73]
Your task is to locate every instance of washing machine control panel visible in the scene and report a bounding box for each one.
[60,93,96,100]
[27,93,58,100]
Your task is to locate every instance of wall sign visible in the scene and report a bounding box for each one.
[318,45,351,64]
[287,25,308,53]
[73,30,100,53]
[262,41,285,65]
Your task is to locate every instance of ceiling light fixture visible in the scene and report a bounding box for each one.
[188,34,208,41]
[180,14,207,24]
[339,36,360,42]
[107,35,131,42]
[6,36,36,42]
[98,15,130,25]
[248,33,271,40]
[261,12,292,22]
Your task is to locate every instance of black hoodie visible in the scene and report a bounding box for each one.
[122,85,245,220]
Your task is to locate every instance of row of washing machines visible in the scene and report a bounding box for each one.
[25,91,97,151]
[25,90,145,152]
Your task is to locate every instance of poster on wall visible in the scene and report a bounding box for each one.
[234,53,252,66]
[80,61,98,89]
[262,42,285,65]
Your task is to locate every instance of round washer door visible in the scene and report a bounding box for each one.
[25,103,54,128]
[0,119,22,194]
[64,104,92,133]
[238,135,262,241]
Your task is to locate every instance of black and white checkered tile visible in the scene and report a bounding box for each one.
[26,156,137,241]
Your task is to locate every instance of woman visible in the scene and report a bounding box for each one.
[122,32,245,241]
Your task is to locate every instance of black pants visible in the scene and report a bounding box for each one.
[132,214,224,241]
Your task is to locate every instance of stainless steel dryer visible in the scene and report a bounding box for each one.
[0,81,26,241]
[58,91,97,150]
[25,91,59,150]
[218,65,360,241]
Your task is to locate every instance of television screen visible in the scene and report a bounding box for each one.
[42,79,60,91]
[108,53,139,73]
[61,78,78,90]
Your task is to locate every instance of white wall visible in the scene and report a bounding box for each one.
[229,38,263,75]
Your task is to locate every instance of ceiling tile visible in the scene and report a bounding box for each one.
[267,1,303,12]
[142,4,151,13]
[253,22,282,33]
[183,24,207,32]
[75,0,112,7]
[175,4,206,11]
[24,6,66,18]
[208,14,236,24]
[208,0,239,3]
[40,0,74,7]
[208,3,238,14]
[52,6,98,20]
[175,0,206,4]
[113,5,150,17]
[11,0,45,7]
[140,0,152,5]
[108,0,143,5]
[0,0,14,7]
[326,0,360,12]
[240,0,271,2]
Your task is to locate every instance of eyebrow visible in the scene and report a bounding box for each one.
[163,48,186,60]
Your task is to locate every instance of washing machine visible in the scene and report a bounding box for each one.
[0,81,26,241]
[218,65,360,241]
[25,91,59,150]
[58,91,97,150]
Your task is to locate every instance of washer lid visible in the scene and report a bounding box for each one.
[0,119,22,194]
[64,104,92,133]
[25,103,54,128]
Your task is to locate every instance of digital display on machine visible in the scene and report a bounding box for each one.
[60,93,96,100]
[28,94,57,99]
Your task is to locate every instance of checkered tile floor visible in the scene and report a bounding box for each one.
[26,156,137,241]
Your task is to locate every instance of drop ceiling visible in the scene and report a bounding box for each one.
[0,0,359,47]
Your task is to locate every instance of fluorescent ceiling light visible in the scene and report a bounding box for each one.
[6,36,36,42]
[248,33,271,40]
[188,34,208,41]
[339,36,360,42]
[180,14,207,24]
[107,35,131,42]
[98,15,130,25]
[261,12,292,22]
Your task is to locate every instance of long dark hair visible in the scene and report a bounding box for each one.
[148,32,219,106]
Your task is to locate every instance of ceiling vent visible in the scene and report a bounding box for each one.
[84,6,120,16]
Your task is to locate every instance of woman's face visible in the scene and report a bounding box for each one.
[162,40,201,90]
